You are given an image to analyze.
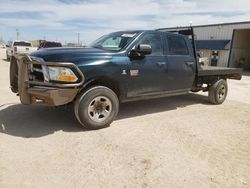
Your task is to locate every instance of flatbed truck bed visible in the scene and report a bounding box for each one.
[197,65,242,79]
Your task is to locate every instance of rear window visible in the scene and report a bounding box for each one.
[167,36,189,55]
[39,42,62,48]
[44,42,62,48]
[13,42,32,47]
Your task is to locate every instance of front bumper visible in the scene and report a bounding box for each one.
[14,55,84,106]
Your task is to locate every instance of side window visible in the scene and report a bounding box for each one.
[102,37,121,47]
[167,36,189,55]
[138,33,163,55]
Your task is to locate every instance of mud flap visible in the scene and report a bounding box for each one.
[18,58,32,104]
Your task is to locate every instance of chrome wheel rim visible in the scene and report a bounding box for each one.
[217,85,226,100]
[87,96,112,122]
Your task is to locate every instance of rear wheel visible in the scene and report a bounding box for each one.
[74,86,119,130]
[208,79,228,104]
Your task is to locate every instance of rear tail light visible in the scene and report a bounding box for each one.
[14,46,17,52]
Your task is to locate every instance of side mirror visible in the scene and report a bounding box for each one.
[136,44,152,55]
[129,44,152,58]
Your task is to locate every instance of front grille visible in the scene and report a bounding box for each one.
[30,64,44,82]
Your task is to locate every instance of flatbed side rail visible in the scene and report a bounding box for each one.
[197,66,242,80]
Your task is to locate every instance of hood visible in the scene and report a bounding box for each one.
[30,47,114,63]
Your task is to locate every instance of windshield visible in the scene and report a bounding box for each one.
[90,32,139,52]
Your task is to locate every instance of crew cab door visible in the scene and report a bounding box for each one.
[164,34,196,91]
[126,32,168,97]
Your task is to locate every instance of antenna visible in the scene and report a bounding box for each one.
[189,21,193,27]
[16,28,19,40]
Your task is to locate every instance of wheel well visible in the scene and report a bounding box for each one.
[193,76,227,92]
[82,77,121,99]
[196,76,227,86]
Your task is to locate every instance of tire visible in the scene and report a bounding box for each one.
[208,79,228,104]
[191,89,201,93]
[74,86,119,130]
[9,58,18,93]
[6,54,10,61]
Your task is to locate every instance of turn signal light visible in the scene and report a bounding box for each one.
[58,75,77,82]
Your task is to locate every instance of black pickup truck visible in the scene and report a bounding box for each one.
[10,28,241,129]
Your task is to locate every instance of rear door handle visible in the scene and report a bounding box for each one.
[185,61,194,66]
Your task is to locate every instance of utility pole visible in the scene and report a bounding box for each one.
[16,29,19,40]
[77,32,80,46]
[0,29,2,42]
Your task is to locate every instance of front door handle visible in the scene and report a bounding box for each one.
[156,62,166,66]
[185,61,194,66]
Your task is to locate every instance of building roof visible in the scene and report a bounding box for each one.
[196,40,231,50]
[157,21,250,31]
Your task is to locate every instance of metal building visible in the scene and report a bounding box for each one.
[158,21,250,70]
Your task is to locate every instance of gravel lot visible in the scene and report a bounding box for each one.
[0,48,249,188]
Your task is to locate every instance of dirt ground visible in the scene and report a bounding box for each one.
[0,48,249,188]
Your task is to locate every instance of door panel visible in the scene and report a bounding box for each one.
[126,32,168,97]
[165,35,196,91]
[166,55,195,91]
[127,55,168,97]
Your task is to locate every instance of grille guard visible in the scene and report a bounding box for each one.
[18,54,85,88]
[11,54,85,106]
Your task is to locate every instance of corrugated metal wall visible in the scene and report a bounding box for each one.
[193,23,250,40]
[219,50,230,67]
[198,50,229,67]
[193,23,250,67]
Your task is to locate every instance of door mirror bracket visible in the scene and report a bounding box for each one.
[129,44,152,58]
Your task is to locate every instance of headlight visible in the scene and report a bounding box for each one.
[42,66,78,82]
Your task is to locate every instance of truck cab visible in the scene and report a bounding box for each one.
[126,31,196,98]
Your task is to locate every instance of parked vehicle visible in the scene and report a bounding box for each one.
[6,40,37,61]
[9,28,241,129]
[0,42,6,49]
[38,41,62,49]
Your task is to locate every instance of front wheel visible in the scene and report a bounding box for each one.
[6,53,10,61]
[208,79,228,104]
[74,86,119,130]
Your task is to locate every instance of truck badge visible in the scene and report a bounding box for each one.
[121,70,127,75]
[130,70,139,77]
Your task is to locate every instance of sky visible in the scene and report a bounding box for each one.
[0,0,250,44]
